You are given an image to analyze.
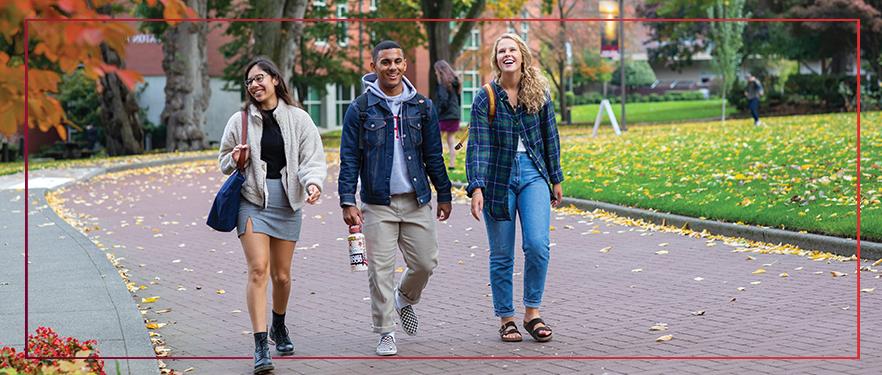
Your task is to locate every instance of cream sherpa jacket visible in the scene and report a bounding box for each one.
[218,102,327,211]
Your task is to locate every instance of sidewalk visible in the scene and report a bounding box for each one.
[37,157,882,374]
[0,166,169,374]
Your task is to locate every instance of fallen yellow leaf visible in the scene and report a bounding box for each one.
[779,273,789,278]
[655,250,669,255]
[599,246,611,253]
[656,335,673,342]
[861,288,875,293]
[141,296,160,303]
[752,268,766,275]
[831,271,847,277]
[216,289,226,294]
[873,259,882,267]
[649,323,668,331]
[146,322,167,329]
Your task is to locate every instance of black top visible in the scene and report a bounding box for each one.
[259,108,286,179]
[435,79,461,121]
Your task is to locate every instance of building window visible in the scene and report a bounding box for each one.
[336,84,356,127]
[305,86,323,126]
[450,22,480,51]
[507,16,529,42]
[314,1,327,46]
[466,28,479,50]
[459,70,479,122]
[336,0,348,47]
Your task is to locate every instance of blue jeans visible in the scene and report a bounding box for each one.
[482,153,551,318]
[749,98,760,122]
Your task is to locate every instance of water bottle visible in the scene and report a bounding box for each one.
[348,225,368,272]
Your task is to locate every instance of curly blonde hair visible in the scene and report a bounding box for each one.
[490,33,549,114]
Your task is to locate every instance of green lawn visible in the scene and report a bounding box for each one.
[446,112,882,242]
[566,99,738,125]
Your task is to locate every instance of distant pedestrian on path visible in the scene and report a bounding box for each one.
[338,40,452,356]
[433,59,462,170]
[466,33,564,343]
[218,56,327,374]
[745,73,764,126]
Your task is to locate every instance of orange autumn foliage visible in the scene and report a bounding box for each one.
[0,0,195,139]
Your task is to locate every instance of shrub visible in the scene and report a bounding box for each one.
[611,60,657,87]
[0,327,105,375]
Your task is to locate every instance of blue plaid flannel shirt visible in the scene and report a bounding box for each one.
[465,81,564,221]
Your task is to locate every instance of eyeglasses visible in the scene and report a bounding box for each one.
[244,73,267,87]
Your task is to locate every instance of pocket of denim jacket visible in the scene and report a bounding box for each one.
[407,120,423,146]
[363,120,386,147]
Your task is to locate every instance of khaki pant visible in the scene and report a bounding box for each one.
[362,193,439,333]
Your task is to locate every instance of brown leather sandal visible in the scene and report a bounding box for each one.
[499,321,523,342]
[523,318,553,342]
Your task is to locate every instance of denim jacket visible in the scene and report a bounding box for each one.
[338,91,452,207]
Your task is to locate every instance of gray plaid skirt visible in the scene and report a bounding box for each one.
[237,178,302,242]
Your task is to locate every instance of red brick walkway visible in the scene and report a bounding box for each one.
[52,160,880,374]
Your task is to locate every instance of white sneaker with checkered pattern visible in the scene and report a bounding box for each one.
[376,333,397,356]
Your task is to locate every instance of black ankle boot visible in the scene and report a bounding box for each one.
[253,332,274,374]
[269,312,295,355]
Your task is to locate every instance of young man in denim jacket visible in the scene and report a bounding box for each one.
[337,40,452,356]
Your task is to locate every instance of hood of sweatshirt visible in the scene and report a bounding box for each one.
[362,72,417,114]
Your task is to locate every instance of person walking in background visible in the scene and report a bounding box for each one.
[466,33,563,343]
[745,73,764,126]
[218,57,327,374]
[433,60,462,170]
[338,40,452,356]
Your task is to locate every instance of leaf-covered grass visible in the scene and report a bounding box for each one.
[567,99,738,125]
[446,112,882,241]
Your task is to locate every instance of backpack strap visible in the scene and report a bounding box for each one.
[414,93,429,125]
[483,82,496,128]
[454,82,495,151]
[356,93,369,150]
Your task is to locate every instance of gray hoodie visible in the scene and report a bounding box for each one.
[362,73,416,195]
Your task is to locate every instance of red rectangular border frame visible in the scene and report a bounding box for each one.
[23,17,862,361]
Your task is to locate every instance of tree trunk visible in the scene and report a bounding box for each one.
[558,61,569,124]
[161,0,210,151]
[98,43,144,156]
[252,0,308,86]
[721,77,727,123]
[422,0,485,99]
[558,15,570,125]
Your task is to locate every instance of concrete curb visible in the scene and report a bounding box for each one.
[450,182,881,260]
